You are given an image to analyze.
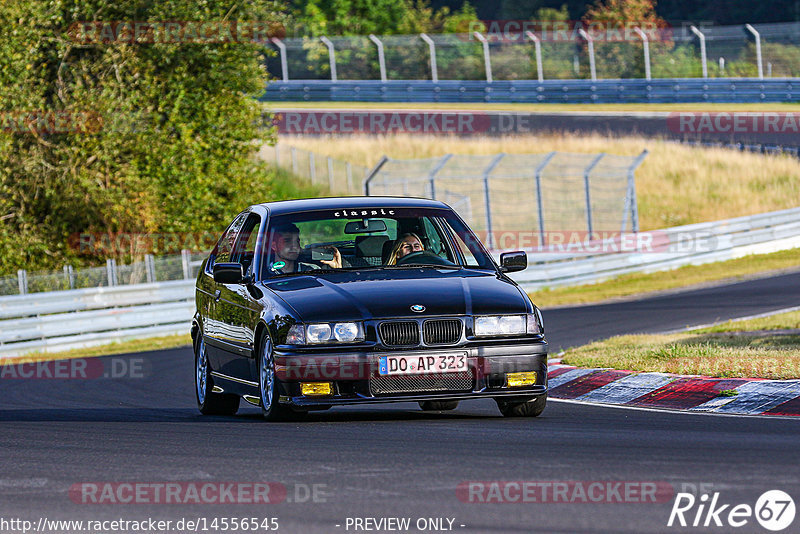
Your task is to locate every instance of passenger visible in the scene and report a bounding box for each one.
[269,223,341,273]
[386,233,424,265]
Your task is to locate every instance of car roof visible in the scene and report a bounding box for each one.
[252,196,450,216]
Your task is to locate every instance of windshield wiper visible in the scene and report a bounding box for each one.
[386,264,463,270]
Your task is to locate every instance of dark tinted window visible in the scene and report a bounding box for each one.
[210,212,248,268]
[231,213,261,277]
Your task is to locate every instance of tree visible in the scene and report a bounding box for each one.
[0,0,310,273]
[582,0,671,79]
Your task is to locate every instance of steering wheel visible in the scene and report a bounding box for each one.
[395,250,456,267]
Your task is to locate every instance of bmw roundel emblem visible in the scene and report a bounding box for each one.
[410,304,426,313]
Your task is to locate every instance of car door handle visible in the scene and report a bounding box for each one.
[214,290,221,302]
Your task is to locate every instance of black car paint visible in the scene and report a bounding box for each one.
[192,197,547,408]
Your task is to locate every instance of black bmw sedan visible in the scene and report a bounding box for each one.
[192,197,547,420]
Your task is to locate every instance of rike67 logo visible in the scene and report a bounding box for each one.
[668,490,795,531]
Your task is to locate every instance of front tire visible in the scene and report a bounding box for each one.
[195,334,239,416]
[258,334,303,421]
[496,394,547,417]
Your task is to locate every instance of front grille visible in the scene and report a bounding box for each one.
[423,319,462,345]
[370,371,473,395]
[379,321,419,346]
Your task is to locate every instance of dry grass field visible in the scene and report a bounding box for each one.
[282,133,800,231]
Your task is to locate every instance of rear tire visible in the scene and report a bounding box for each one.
[258,334,305,422]
[419,400,459,411]
[195,334,240,416]
[496,394,547,418]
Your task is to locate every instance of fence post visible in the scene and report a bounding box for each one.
[320,36,337,82]
[420,33,438,83]
[583,154,605,237]
[309,152,316,183]
[690,25,708,78]
[181,250,192,280]
[291,147,298,174]
[327,156,335,191]
[481,153,505,249]
[633,27,651,80]
[745,24,764,79]
[346,161,353,193]
[145,254,155,283]
[106,259,118,286]
[473,31,493,83]
[427,154,452,200]
[578,28,597,81]
[525,31,544,82]
[274,144,280,166]
[622,149,648,234]
[369,34,387,82]
[363,155,389,195]
[533,152,556,248]
[17,269,27,295]
[270,38,289,81]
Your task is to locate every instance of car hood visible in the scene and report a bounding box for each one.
[262,268,529,322]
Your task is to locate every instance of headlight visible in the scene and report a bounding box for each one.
[474,315,526,337]
[287,322,364,344]
[333,322,360,342]
[306,323,332,344]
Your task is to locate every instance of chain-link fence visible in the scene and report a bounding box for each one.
[259,143,370,195]
[0,251,207,296]
[267,22,800,81]
[365,151,647,250]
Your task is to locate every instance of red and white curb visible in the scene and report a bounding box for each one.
[547,364,800,416]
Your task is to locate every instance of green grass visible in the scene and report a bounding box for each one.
[267,101,800,112]
[529,247,800,308]
[7,334,192,365]
[560,310,800,379]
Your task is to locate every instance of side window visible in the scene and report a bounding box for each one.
[231,213,261,277]
[209,212,248,270]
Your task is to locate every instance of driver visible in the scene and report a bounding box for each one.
[386,233,424,265]
[269,223,342,273]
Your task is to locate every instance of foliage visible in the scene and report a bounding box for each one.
[289,0,479,36]
[0,0,317,274]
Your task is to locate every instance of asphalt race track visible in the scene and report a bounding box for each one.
[2,272,800,533]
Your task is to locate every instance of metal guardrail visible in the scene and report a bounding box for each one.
[262,78,800,104]
[512,206,800,290]
[0,281,194,358]
[2,208,800,357]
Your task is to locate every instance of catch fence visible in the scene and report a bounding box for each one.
[364,151,647,249]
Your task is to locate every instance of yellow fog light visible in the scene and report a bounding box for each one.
[300,382,333,396]
[506,372,537,388]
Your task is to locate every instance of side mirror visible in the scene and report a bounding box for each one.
[213,262,245,284]
[499,251,527,273]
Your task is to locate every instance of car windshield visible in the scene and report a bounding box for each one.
[261,207,494,277]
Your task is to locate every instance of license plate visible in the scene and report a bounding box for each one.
[378,353,468,376]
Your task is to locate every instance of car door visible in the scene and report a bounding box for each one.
[212,212,264,382]
[203,212,248,371]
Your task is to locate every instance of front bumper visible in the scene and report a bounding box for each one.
[273,342,547,408]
